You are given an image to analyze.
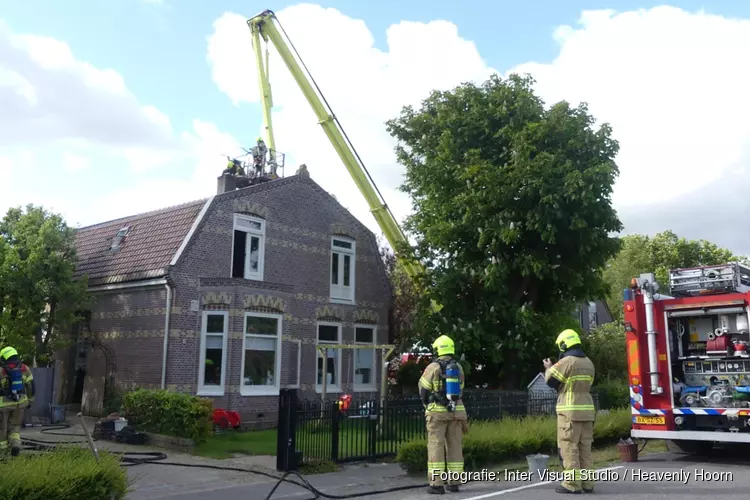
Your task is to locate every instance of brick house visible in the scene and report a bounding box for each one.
[55,169,393,424]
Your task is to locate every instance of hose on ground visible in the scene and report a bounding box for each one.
[20,424,429,500]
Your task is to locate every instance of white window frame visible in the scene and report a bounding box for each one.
[329,237,355,303]
[197,311,229,397]
[286,339,302,389]
[240,312,283,397]
[353,324,377,392]
[315,321,342,394]
[231,214,266,281]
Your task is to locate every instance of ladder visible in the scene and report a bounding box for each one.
[669,263,750,297]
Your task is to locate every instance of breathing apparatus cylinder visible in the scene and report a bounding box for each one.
[7,365,23,401]
[444,359,460,411]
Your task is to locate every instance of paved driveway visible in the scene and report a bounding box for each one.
[126,445,750,500]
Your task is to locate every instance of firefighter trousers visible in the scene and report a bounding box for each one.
[426,414,468,486]
[557,414,594,492]
[0,406,25,452]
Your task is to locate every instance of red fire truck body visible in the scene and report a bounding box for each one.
[624,263,750,452]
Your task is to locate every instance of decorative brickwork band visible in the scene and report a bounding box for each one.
[315,305,343,321]
[201,292,232,307]
[330,223,357,239]
[243,294,287,312]
[233,200,270,218]
[352,309,379,324]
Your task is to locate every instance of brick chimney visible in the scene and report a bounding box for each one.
[217,174,237,195]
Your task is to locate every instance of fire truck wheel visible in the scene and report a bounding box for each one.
[666,439,713,456]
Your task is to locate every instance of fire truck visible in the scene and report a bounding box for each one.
[625,262,750,454]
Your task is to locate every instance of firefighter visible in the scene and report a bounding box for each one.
[418,335,469,494]
[222,157,244,176]
[252,138,267,175]
[543,329,596,494]
[0,346,35,456]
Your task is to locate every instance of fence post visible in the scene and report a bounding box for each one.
[330,400,340,463]
[368,399,379,462]
[276,388,298,471]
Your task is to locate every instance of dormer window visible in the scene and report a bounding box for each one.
[109,226,130,251]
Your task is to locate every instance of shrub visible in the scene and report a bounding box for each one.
[396,407,632,473]
[0,446,128,499]
[595,379,629,409]
[122,388,213,443]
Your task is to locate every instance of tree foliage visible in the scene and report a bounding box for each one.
[603,230,747,320]
[379,240,420,352]
[385,73,623,388]
[0,205,89,365]
[580,320,627,382]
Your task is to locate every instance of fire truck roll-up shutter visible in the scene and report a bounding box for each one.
[668,307,746,317]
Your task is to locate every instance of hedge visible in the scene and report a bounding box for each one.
[396,407,632,473]
[122,388,213,443]
[0,447,128,500]
[594,379,630,409]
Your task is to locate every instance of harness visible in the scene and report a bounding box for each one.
[428,358,458,412]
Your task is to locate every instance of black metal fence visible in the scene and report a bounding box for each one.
[276,389,601,471]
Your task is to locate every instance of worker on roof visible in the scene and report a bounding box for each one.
[418,335,468,494]
[0,346,35,457]
[543,329,596,494]
[252,137,267,176]
[222,157,244,177]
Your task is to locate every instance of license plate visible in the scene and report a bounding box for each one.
[634,415,665,425]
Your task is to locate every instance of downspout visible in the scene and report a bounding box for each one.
[161,283,173,390]
[641,276,663,395]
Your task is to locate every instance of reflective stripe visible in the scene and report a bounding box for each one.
[446,461,463,472]
[549,367,566,382]
[557,405,596,411]
[427,462,445,471]
[419,377,432,390]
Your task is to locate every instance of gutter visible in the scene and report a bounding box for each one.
[161,283,173,390]
[87,277,168,293]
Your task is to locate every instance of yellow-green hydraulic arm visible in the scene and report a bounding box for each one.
[247,10,424,282]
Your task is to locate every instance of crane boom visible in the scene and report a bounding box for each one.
[247,10,423,281]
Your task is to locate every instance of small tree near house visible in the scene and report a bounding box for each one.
[0,204,90,366]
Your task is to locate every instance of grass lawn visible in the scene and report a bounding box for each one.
[192,429,278,459]
[192,415,421,460]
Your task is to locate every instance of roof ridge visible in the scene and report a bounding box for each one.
[76,197,209,231]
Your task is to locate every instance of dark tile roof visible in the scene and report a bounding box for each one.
[74,199,208,286]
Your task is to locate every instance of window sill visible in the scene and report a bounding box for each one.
[197,388,225,397]
[353,386,377,392]
[240,387,280,397]
[315,386,342,394]
[329,297,354,305]
[242,275,264,282]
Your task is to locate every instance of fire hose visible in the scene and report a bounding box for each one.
[21,419,652,500]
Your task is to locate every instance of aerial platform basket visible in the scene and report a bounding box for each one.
[669,263,750,297]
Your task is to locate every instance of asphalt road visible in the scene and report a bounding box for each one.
[126,446,750,500]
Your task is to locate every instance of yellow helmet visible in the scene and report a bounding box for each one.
[556,329,581,352]
[432,335,455,356]
[0,346,18,361]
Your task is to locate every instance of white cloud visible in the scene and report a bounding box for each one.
[207,5,496,244]
[506,6,750,253]
[0,18,243,227]
[208,4,750,254]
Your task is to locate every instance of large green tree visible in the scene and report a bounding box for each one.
[385,73,623,388]
[603,230,748,320]
[379,241,419,353]
[0,205,90,365]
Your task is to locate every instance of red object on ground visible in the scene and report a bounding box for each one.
[338,394,352,411]
[213,409,241,429]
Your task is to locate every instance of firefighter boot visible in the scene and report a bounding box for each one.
[427,485,445,494]
[10,447,19,457]
[555,486,581,494]
[446,485,460,492]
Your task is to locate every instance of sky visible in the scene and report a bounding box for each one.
[2,0,750,253]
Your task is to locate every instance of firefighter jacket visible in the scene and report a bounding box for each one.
[544,347,596,420]
[418,356,467,419]
[0,364,35,409]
